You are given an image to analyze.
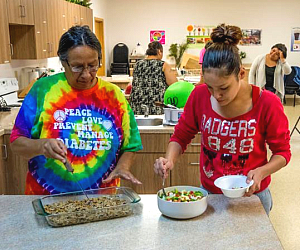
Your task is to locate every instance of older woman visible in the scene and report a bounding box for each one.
[10,26,143,195]
[130,41,177,115]
[249,43,292,100]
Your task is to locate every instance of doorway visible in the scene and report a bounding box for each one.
[94,18,105,76]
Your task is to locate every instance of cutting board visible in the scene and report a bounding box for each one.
[18,78,36,98]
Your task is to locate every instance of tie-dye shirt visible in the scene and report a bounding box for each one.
[11,73,142,195]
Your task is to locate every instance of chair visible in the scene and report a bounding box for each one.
[284,66,300,107]
[110,43,129,75]
[290,116,300,136]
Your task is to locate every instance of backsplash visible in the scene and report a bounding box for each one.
[0,57,62,89]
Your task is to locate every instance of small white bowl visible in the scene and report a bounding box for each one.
[214,175,254,198]
[157,186,208,219]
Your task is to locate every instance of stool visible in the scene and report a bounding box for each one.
[290,116,300,136]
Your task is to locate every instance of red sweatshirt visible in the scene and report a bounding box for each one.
[170,84,291,193]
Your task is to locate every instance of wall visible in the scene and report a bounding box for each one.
[90,0,109,74]
[105,0,300,66]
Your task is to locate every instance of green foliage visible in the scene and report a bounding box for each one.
[168,41,189,68]
[65,0,92,8]
[239,51,246,60]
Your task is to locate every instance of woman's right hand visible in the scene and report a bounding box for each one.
[40,139,67,162]
[153,157,174,178]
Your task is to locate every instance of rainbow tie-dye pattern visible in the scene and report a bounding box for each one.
[11,73,142,195]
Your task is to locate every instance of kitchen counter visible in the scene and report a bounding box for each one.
[0,194,282,250]
[0,108,20,136]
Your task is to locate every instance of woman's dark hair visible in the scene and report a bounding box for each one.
[202,23,242,78]
[146,41,163,56]
[57,25,101,62]
[205,40,213,49]
[271,43,287,59]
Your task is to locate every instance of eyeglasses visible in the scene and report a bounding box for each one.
[66,59,100,74]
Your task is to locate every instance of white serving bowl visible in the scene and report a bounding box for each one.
[157,186,208,219]
[214,175,254,198]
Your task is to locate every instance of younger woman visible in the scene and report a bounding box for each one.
[154,24,291,215]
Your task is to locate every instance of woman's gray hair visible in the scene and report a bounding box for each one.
[57,25,101,62]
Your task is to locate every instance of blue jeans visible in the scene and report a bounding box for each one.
[200,186,273,215]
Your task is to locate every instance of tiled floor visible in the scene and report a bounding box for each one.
[269,97,300,250]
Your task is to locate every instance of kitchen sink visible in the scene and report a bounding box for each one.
[135,117,163,126]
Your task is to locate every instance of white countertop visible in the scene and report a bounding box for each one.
[0,194,282,250]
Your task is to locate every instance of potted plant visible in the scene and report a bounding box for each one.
[169,42,189,69]
[65,0,92,8]
[239,51,246,61]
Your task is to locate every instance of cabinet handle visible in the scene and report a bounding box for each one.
[19,5,23,17]
[190,143,201,146]
[189,162,200,166]
[10,44,14,56]
[22,5,26,17]
[20,5,26,17]
[1,144,7,160]
[47,43,52,53]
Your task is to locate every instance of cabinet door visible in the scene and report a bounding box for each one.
[86,7,93,30]
[21,0,34,25]
[46,0,60,58]
[0,0,11,64]
[171,153,201,187]
[3,135,28,194]
[121,133,170,194]
[0,136,6,194]
[80,5,93,30]
[33,0,48,59]
[79,5,87,26]
[7,0,34,25]
[121,153,171,194]
[69,2,80,27]
[57,0,69,37]
[139,133,169,153]
[7,0,23,24]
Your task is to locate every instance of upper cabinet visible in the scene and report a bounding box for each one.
[6,0,34,25]
[0,0,11,64]
[80,5,93,30]
[68,1,81,27]
[2,0,93,62]
[32,0,48,59]
[46,0,60,58]
[58,0,69,37]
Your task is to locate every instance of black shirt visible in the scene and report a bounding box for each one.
[265,65,276,88]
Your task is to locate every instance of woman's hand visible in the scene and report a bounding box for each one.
[244,167,264,196]
[153,157,174,178]
[102,165,142,185]
[40,139,67,162]
[279,50,286,63]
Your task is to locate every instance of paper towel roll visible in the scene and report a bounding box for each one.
[29,71,39,82]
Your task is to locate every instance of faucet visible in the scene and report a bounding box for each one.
[140,104,149,117]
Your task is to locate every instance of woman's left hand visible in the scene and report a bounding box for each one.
[279,51,286,63]
[102,166,142,185]
[244,168,264,196]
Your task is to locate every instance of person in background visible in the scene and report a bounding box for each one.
[10,26,143,195]
[197,40,213,85]
[153,24,291,215]
[130,41,177,115]
[249,43,292,101]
